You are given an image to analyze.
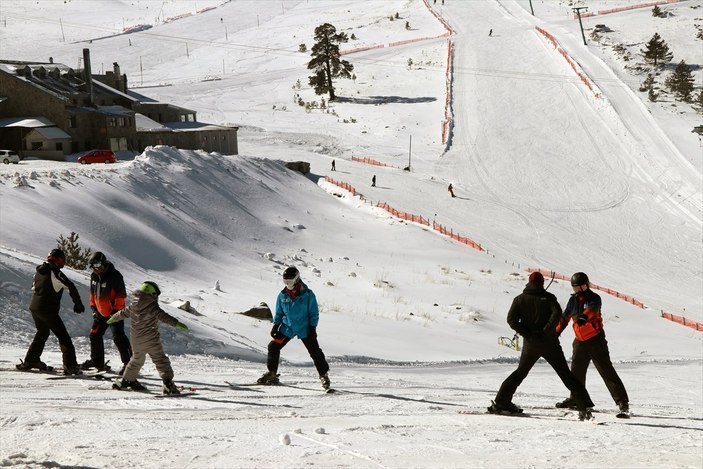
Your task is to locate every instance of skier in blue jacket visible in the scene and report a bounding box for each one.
[257,266,331,390]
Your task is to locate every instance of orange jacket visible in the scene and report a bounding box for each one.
[556,289,603,341]
[89,262,127,317]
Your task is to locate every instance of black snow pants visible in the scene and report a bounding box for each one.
[89,314,132,366]
[25,310,79,369]
[567,332,629,405]
[494,335,594,410]
[267,335,329,377]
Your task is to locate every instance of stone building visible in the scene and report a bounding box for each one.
[0,49,238,159]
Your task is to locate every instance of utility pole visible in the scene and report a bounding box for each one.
[528,0,534,15]
[407,135,412,171]
[572,6,588,46]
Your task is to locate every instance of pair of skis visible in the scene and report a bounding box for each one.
[226,381,336,394]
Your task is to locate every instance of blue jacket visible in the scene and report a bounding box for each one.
[273,281,319,339]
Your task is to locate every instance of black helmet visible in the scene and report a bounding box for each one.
[283,266,299,280]
[570,272,589,287]
[89,251,107,268]
[282,266,300,288]
[47,248,66,268]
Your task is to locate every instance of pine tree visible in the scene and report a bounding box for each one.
[639,73,655,92]
[665,60,695,102]
[56,232,93,270]
[640,33,673,66]
[307,23,354,101]
[651,5,665,18]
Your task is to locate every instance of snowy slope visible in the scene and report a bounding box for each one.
[0,1,701,468]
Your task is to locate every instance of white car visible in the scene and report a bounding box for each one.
[0,150,20,164]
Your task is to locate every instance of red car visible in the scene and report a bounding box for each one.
[77,149,117,164]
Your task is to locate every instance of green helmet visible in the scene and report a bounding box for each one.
[139,281,161,295]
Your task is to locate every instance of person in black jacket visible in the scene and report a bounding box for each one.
[488,272,594,420]
[17,249,85,375]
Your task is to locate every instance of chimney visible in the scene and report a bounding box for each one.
[83,48,94,106]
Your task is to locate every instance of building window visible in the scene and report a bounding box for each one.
[56,142,63,151]
[69,116,77,128]
[31,142,43,150]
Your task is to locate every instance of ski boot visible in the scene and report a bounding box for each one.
[163,380,181,396]
[320,373,331,391]
[113,379,147,391]
[63,366,83,376]
[256,370,280,385]
[487,400,523,415]
[16,359,51,371]
[80,359,111,372]
[555,397,578,410]
[578,408,593,421]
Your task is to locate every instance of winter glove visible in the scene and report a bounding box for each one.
[176,322,189,331]
[91,306,99,319]
[576,314,588,326]
[106,316,116,325]
[74,303,85,314]
[308,326,317,339]
[270,323,281,338]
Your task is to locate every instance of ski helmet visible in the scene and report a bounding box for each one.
[47,248,66,268]
[570,272,589,287]
[89,251,107,269]
[139,281,161,296]
[282,266,300,289]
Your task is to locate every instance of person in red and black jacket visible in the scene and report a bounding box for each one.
[555,272,630,415]
[17,248,84,375]
[80,251,132,374]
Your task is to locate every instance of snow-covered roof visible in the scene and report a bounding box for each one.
[0,116,55,128]
[30,127,71,139]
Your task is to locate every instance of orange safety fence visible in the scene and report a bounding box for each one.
[661,312,703,332]
[535,27,602,99]
[574,0,679,18]
[422,0,456,35]
[324,176,359,198]
[352,156,398,168]
[340,44,385,56]
[432,221,484,251]
[375,202,430,226]
[527,268,700,333]
[389,33,450,48]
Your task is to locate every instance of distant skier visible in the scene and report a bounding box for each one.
[17,248,84,375]
[448,183,455,197]
[372,175,376,187]
[109,281,189,395]
[331,159,336,171]
[489,29,493,36]
[555,272,630,416]
[257,267,331,391]
[488,272,594,420]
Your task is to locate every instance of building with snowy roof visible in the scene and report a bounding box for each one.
[0,49,238,159]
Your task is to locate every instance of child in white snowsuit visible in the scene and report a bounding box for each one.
[108,281,188,395]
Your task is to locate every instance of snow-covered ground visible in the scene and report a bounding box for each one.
[1,1,701,468]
